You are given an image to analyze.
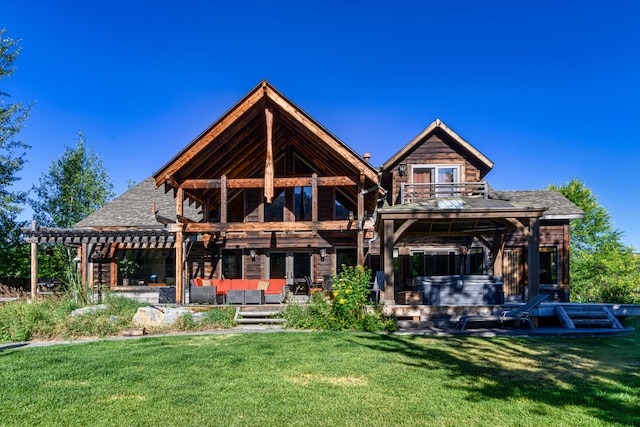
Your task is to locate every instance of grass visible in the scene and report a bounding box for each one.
[0,295,236,343]
[0,324,639,426]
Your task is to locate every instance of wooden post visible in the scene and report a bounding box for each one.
[528,217,540,300]
[30,220,38,300]
[175,228,184,304]
[311,173,318,223]
[220,175,227,224]
[383,219,395,304]
[175,187,185,304]
[357,172,365,266]
[264,108,274,203]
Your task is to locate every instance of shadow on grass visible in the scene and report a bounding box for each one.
[351,332,640,425]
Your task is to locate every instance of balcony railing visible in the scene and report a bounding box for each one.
[401,182,487,204]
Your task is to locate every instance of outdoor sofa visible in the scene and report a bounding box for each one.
[190,278,287,304]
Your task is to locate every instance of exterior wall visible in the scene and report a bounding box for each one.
[385,130,485,206]
[504,220,570,288]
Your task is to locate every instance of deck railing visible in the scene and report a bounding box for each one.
[400,181,487,204]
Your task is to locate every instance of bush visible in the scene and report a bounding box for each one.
[283,265,396,332]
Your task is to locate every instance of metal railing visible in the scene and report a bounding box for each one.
[401,181,487,204]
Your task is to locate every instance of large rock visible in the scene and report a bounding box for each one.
[70,304,108,317]
[132,306,195,327]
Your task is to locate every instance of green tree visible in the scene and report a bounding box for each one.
[0,29,32,278]
[547,178,640,303]
[31,131,115,228]
[30,132,115,281]
[548,178,621,253]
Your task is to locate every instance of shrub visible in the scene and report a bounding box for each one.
[283,265,396,332]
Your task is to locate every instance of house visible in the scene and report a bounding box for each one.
[24,81,583,305]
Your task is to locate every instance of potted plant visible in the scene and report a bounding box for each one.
[119,257,138,286]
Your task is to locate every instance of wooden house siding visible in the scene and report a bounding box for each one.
[386,132,484,206]
[502,221,571,295]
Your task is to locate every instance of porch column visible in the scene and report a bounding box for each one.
[527,217,540,299]
[175,187,185,304]
[383,219,395,304]
[175,227,184,304]
[30,220,38,300]
[357,172,365,266]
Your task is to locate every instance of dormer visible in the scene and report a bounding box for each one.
[381,119,494,205]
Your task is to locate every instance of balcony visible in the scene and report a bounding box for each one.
[400,182,488,204]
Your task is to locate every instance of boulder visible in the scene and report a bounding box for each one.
[132,306,195,327]
[70,304,108,317]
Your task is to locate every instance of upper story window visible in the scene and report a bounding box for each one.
[412,165,460,185]
[409,164,461,199]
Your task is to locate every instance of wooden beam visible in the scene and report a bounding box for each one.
[263,85,379,184]
[264,107,274,202]
[155,87,265,186]
[393,219,417,243]
[184,220,359,233]
[181,179,221,189]
[179,176,358,190]
[220,175,227,224]
[176,187,184,218]
[311,173,318,234]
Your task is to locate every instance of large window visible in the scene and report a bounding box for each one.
[412,164,460,197]
[222,249,242,279]
[539,246,558,284]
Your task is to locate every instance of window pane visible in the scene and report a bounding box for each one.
[539,246,558,284]
[295,186,312,221]
[437,167,458,183]
[265,190,284,221]
[336,248,357,270]
[269,253,286,280]
[222,250,242,279]
[412,252,424,277]
[469,248,484,275]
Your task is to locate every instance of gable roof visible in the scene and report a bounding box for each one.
[489,189,584,220]
[74,177,201,228]
[153,80,380,205]
[382,119,494,175]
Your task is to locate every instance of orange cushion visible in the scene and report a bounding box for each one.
[216,279,232,294]
[267,279,286,294]
[193,278,203,287]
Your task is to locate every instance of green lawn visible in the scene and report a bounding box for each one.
[0,330,638,426]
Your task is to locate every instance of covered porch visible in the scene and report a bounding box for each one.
[375,196,547,304]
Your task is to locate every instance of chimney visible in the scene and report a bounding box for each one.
[363,152,371,163]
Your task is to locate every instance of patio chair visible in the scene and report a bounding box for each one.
[455,293,548,331]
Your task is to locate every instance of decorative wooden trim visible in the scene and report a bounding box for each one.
[264,107,274,203]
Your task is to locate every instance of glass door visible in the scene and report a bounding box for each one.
[268,251,312,293]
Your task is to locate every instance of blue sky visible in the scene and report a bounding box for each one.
[4,1,640,248]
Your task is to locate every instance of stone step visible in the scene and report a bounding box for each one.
[235,317,286,324]
[238,310,283,318]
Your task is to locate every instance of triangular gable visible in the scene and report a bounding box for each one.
[154,81,380,197]
[382,119,494,177]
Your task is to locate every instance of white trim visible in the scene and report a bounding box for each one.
[411,164,461,184]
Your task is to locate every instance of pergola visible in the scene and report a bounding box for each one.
[375,197,546,303]
[22,222,174,299]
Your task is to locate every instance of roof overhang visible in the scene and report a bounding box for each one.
[153,80,381,206]
[382,119,494,174]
